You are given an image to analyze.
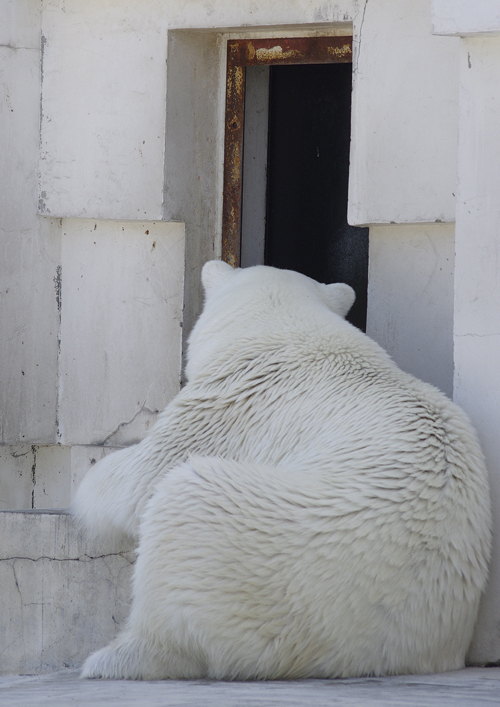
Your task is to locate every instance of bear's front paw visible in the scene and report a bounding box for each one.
[81,645,124,680]
[80,634,152,680]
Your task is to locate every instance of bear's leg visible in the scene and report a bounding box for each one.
[81,628,204,680]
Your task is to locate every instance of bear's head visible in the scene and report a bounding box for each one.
[185,261,355,382]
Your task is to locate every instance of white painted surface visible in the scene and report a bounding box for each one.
[0,510,133,675]
[349,0,459,225]
[432,0,500,36]
[39,0,170,220]
[453,37,500,664]
[59,220,184,446]
[367,224,455,398]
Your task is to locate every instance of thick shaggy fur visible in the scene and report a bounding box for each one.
[73,261,491,680]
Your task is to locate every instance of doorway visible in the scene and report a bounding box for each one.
[221,37,368,331]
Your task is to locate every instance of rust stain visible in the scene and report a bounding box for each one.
[243,36,353,66]
[232,65,244,93]
[221,41,246,268]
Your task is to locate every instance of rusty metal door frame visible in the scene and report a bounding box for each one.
[221,36,353,268]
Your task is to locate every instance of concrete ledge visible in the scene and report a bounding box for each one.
[0,510,134,675]
[432,0,500,36]
[1,667,500,707]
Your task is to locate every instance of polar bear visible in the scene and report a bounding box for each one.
[74,261,491,681]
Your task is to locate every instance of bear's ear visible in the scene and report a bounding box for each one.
[201,260,237,295]
[321,282,356,318]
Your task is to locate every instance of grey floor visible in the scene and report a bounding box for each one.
[0,668,499,706]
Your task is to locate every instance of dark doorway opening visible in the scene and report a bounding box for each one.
[264,64,368,331]
[222,37,368,331]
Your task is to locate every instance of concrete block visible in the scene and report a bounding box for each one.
[0,44,40,232]
[164,30,223,345]
[432,0,500,36]
[454,334,500,665]
[33,446,72,509]
[454,38,500,339]
[0,216,61,445]
[166,0,355,29]
[453,36,500,664]
[0,510,134,675]
[0,0,41,49]
[0,445,124,511]
[69,446,122,503]
[349,0,459,225]
[0,446,34,510]
[367,224,454,398]
[0,32,61,444]
[59,219,184,446]
[39,0,170,220]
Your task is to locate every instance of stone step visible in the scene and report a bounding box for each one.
[0,510,134,676]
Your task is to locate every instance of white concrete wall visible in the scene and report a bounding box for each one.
[0,510,133,675]
[2,0,187,509]
[3,0,499,669]
[38,0,357,224]
[0,0,61,445]
[166,0,356,29]
[367,224,455,398]
[349,0,459,225]
[0,0,459,503]
[39,0,170,221]
[163,30,224,344]
[0,445,122,510]
[59,219,184,446]
[432,0,500,36]
[0,447,35,511]
[451,36,500,665]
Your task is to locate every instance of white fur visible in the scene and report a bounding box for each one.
[74,263,491,680]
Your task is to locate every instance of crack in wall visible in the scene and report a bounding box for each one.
[101,401,158,446]
[10,449,31,459]
[53,265,62,441]
[0,553,134,564]
[0,44,38,51]
[30,446,37,509]
[354,0,369,73]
